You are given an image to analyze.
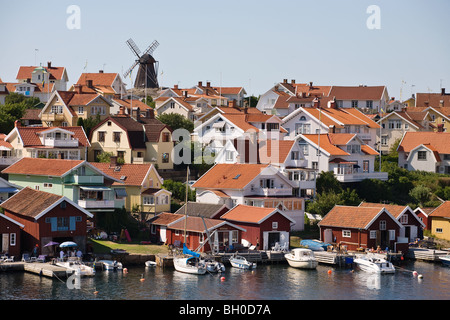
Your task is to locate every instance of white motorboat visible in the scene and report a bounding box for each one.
[204,258,225,273]
[98,260,123,271]
[284,248,318,269]
[56,258,95,276]
[439,255,450,267]
[229,254,256,270]
[353,254,395,274]
[145,260,157,267]
[173,256,207,275]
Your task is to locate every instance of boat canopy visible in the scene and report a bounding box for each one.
[183,243,200,258]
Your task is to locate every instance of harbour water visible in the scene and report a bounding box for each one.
[1,260,449,301]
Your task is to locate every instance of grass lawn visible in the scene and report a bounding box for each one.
[89,239,169,255]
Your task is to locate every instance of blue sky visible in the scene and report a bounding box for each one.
[1,0,449,99]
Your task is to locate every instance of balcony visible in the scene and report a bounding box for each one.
[73,175,104,184]
[41,113,66,122]
[250,187,293,197]
[78,199,115,209]
[333,168,388,182]
[0,157,20,166]
[43,138,79,148]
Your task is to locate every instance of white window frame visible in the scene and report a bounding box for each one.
[370,230,377,239]
[342,230,351,238]
[389,230,396,241]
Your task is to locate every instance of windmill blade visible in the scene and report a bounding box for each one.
[142,40,159,56]
[123,60,139,79]
[126,38,141,58]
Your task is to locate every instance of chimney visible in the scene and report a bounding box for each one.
[329,125,335,133]
[328,100,336,109]
[291,79,295,84]
[174,84,178,90]
[313,97,320,108]
[442,88,446,95]
[74,84,82,94]
[206,82,211,88]
[146,108,155,119]
[14,120,20,128]
[110,156,118,168]
[47,61,52,68]
[119,106,125,115]
[132,107,141,121]
[440,100,444,108]
[183,90,188,98]
[283,79,288,83]
[309,82,313,88]
[99,70,104,73]
[198,81,203,87]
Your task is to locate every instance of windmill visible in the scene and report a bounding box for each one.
[123,38,159,89]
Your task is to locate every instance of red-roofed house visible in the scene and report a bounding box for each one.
[298,133,388,182]
[4,123,90,161]
[72,71,127,100]
[318,205,405,252]
[397,131,450,173]
[220,204,295,251]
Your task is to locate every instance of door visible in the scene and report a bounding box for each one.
[324,229,333,244]
[410,226,418,241]
[2,234,9,253]
[268,232,280,250]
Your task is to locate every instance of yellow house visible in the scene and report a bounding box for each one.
[429,201,450,241]
[88,112,174,170]
[39,89,112,127]
[90,161,171,216]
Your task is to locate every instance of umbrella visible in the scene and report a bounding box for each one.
[60,241,78,248]
[44,241,59,247]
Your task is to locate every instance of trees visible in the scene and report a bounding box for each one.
[156,113,194,132]
[0,93,40,133]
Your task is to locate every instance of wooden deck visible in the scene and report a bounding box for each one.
[0,261,70,278]
[405,247,449,261]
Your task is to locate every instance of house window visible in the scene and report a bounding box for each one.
[291,151,299,160]
[10,233,16,246]
[363,160,369,173]
[162,132,170,142]
[346,145,361,154]
[113,132,121,143]
[351,100,358,108]
[226,151,234,161]
[272,222,278,229]
[400,215,408,224]
[267,123,279,131]
[436,228,443,233]
[418,151,427,161]
[143,196,154,205]
[44,183,53,188]
[98,131,105,142]
[336,100,343,108]
[78,106,84,114]
[312,162,318,170]
[389,230,396,241]
[51,105,63,114]
[295,123,310,134]
[370,230,377,239]
[298,141,308,155]
[366,100,373,109]
[117,151,125,160]
[57,217,69,231]
[379,220,386,230]
[342,230,351,238]
[260,179,274,188]
[162,153,169,163]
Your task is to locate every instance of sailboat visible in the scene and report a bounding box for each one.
[173,166,207,275]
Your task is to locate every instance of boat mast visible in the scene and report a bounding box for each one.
[183,166,189,244]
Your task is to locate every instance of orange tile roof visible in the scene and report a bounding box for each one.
[301,134,350,156]
[398,131,450,154]
[168,215,228,233]
[76,73,118,86]
[148,212,184,226]
[220,204,277,224]
[90,162,153,186]
[16,65,66,81]
[361,145,379,155]
[359,202,407,219]
[319,205,385,229]
[329,86,386,100]
[14,126,89,147]
[258,140,295,164]
[2,158,84,176]
[221,114,259,132]
[192,163,269,190]
[429,201,450,218]
[416,92,450,108]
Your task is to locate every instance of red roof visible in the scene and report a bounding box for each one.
[220,204,278,224]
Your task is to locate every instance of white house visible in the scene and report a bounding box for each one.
[192,163,305,231]
[281,99,380,147]
[397,131,450,173]
[298,133,388,183]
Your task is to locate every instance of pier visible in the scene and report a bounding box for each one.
[405,247,449,261]
[0,261,70,278]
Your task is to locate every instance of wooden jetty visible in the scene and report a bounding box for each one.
[313,251,355,266]
[0,262,70,278]
[405,247,449,261]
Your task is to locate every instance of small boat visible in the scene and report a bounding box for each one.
[439,255,450,266]
[229,254,256,270]
[98,260,123,271]
[300,239,331,251]
[173,244,207,275]
[56,258,96,276]
[173,256,207,275]
[145,260,157,267]
[204,258,225,273]
[353,254,395,274]
[285,248,318,269]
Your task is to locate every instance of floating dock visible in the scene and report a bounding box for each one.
[405,247,449,261]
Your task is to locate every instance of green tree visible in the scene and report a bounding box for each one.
[157,113,194,132]
[142,96,155,108]
[409,185,432,207]
[316,171,342,195]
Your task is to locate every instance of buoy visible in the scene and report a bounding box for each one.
[413,271,418,276]
[418,274,423,279]
[327,269,332,274]
[93,291,99,295]
[123,268,128,273]
[140,273,145,282]
[220,276,225,282]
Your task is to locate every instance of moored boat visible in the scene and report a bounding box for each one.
[285,248,318,269]
[353,254,395,274]
[204,258,225,273]
[173,244,207,275]
[439,255,450,266]
[98,260,123,271]
[56,258,96,276]
[229,254,256,270]
[145,260,157,267]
